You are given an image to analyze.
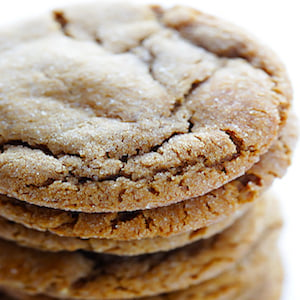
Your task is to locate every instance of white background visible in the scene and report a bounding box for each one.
[0,0,299,299]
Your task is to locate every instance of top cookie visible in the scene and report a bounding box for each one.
[0,3,291,212]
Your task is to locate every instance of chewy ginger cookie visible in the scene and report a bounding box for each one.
[0,2,292,213]
[0,216,282,300]
[0,206,244,255]
[0,115,295,240]
[0,192,282,300]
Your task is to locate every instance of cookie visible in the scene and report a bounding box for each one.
[0,192,281,299]
[0,219,281,300]
[0,115,295,240]
[249,254,283,300]
[146,229,282,300]
[0,2,291,213]
[0,205,244,255]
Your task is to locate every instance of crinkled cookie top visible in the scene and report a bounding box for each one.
[0,3,291,212]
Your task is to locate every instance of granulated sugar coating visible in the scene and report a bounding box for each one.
[0,3,291,213]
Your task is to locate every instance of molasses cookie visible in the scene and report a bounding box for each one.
[0,3,291,213]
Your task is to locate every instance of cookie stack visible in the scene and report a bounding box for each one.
[0,3,296,300]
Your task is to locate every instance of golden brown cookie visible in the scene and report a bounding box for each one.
[0,205,244,255]
[0,115,295,240]
[0,3,291,213]
[0,218,282,300]
[0,192,281,300]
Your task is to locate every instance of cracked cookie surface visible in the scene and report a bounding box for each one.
[0,115,295,240]
[0,3,291,212]
[0,193,282,299]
